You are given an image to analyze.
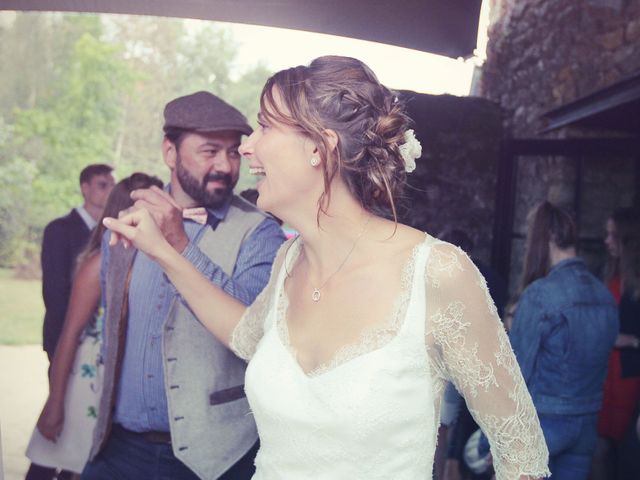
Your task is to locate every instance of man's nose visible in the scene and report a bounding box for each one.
[212,151,232,172]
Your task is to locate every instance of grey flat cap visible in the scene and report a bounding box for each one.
[163,91,252,136]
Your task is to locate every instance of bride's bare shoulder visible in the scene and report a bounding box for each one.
[373,221,426,246]
[364,224,417,260]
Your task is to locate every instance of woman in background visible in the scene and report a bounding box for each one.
[509,202,617,480]
[592,207,640,480]
[36,173,163,443]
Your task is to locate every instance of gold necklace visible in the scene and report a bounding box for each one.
[302,216,372,302]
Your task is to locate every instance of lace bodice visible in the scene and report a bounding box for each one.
[232,235,550,480]
[275,237,416,377]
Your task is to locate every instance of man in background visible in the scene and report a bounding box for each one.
[27,163,115,480]
[41,163,115,361]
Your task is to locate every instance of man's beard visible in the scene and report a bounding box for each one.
[176,153,235,209]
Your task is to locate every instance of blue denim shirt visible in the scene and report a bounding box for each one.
[509,257,618,415]
[100,197,286,432]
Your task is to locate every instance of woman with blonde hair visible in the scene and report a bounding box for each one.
[104,56,549,479]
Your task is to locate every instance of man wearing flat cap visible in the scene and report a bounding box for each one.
[83,92,285,480]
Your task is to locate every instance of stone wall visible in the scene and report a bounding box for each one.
[508,155,636,292]
[479,0,640,290]
[481,0,640,137]
[400,92,503,265]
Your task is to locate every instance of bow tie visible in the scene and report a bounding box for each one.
[182,207,208,225]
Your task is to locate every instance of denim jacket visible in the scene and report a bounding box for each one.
[510,257,618,415]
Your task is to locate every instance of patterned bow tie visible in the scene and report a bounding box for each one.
[182,207,208,225]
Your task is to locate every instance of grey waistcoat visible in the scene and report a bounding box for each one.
[90,196,267,479]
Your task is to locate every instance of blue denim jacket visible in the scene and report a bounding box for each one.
[510,257,618,415]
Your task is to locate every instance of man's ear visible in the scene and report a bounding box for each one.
[80,181,90,200]
[163,138,177,169]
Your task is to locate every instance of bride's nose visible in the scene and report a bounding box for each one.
[239,131,256,157]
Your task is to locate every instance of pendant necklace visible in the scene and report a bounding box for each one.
[309,215,372,302]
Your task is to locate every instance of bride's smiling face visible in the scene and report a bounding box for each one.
[239,88,323,218]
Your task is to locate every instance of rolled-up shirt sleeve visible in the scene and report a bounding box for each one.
[180,217,286,305]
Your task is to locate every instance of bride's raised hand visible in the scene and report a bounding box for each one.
[103,208,172,260]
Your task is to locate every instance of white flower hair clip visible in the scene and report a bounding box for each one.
[399,129,422,173]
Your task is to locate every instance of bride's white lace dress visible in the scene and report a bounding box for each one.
[231,234,550,480]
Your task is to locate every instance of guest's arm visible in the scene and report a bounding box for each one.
[37,253,101,441]
[615,333,640,348]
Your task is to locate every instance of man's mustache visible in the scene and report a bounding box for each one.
[203,173,232,186]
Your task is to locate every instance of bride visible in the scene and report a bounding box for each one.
[104,56,549,479]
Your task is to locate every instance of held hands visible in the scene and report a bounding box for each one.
[104,207,172,260]
[36,396,64,442]
[131,186,189,252]
[104,186,189,258]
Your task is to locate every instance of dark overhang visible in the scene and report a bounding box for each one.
[508,137,640,156]
[0,0,482,59]
[542,70,640,134]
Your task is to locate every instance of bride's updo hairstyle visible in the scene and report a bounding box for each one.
[260,55,411,221]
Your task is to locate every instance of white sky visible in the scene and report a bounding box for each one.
[227,23,472,95]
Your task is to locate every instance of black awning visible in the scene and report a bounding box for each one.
[0,0,482,59]
[543,70,640,134]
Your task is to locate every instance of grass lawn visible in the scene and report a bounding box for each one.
[0,268,43,345]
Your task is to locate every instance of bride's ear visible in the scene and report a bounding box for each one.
[322,129,339,154]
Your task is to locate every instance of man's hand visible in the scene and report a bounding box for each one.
[106,208,173,260]
[129,186,189,252]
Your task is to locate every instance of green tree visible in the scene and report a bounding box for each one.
[0,12,271,269]
[3,18,135,267]
[0,13,103,121]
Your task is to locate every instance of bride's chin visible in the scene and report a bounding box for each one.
[257,194,281,219]
[255,190,268,210]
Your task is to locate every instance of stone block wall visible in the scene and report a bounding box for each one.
[479,0,640,290]
[482,0,640,137]
[508,154,636,292]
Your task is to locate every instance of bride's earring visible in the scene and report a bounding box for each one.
[310,156,320,167]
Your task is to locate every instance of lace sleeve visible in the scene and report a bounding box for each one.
[424,242,550,480]
[230,237,292,361]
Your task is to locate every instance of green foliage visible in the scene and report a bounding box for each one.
[4,18,135,266]
[0,268,44,344]
[0,159,37,265]
[0,12,272,269]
